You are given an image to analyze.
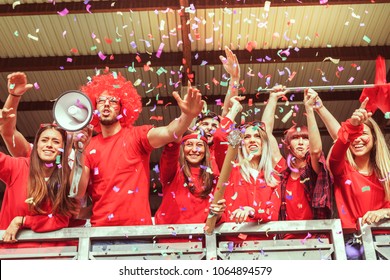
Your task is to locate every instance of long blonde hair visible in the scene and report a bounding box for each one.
[237,123,279,187]
[27,124,78,216]
[346,118,390,200]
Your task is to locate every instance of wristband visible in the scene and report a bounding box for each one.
[10,93,22,97]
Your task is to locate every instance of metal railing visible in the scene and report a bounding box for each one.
[358,218,390,260]
[0,219,346,260]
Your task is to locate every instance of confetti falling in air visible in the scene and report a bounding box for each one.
[12,1,21,9]
[57,8,69,16]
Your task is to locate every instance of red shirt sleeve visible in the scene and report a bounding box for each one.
[23,214,70,233]
[329,119,364,176]
[159,142,180,185]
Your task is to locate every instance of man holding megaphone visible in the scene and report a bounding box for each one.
[73,71,203,228]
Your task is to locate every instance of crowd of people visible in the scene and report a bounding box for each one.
[0,48,389,259]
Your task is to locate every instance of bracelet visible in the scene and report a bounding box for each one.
[9,93,22,97]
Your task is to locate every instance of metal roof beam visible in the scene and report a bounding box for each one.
[0,0,386,16]
[1,46,389,73]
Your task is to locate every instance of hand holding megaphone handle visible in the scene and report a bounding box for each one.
[69,125,93,198]
[77,142,84,151]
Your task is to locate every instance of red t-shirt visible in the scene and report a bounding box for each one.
[285,175,313,221]
[85,125,154,226]
[154,142,216,225]
[0,153,73,249]
[329,121,390,231]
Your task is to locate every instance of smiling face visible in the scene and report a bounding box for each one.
[96,91,121,126]
[183,138,206,167]
[37,128,64,163]
[350,124,374,157]
[197,117,219,145]
[242,125,263,161]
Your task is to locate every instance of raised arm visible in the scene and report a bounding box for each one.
[328,98,372,177]
[0,72,33,157]
[313,96,340,141]
[220,47,240,117]
[304,88,322,174]
[147,84,203,148]
[261,86,288,165]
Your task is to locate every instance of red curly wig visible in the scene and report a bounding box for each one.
[80,72,142,133]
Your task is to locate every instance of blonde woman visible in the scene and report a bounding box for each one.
[328,98,390,259]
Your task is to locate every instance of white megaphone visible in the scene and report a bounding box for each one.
[53,90,93,131]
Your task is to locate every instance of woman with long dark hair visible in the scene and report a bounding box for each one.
[0,124,81,244]
[154,129,224,225]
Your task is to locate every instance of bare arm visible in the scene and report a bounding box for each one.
[304,88,322,174]
[220,47,240,117]
[261,86,288,165]
[147,85,203,148]
[0,72,33,157]
[314,96,340,141]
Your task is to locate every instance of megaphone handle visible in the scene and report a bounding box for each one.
[69,150,83,198]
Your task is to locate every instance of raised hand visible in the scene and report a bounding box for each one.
[269,85,288,100]
[350,97,372,126]
[173,82,203,119]
[219,46,240,79]
[7,72,33,97]
[304,88,319,111]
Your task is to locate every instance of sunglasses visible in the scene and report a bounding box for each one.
[97,96,120,106]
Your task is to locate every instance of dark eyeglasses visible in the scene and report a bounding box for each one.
[97,96,120,105]
[238,121,266,132]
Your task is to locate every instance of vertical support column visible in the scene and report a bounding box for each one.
[205,232,218,260]
[331,219,347,260]
[77,237,91,260]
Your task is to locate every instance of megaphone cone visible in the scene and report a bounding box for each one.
[53,90,93,131]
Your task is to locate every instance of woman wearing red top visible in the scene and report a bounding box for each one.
[155,130,224,225]
[262,87,333,240]
[328,98,390,259]
[0,123,82,247]
[213,96,284,244]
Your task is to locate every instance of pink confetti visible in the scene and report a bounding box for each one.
[57,8,69,16]
[34,82,40,89]
[156,42,164,58]
[287,154,299,173]
[86,4,92,13]
[98,51,107,60]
